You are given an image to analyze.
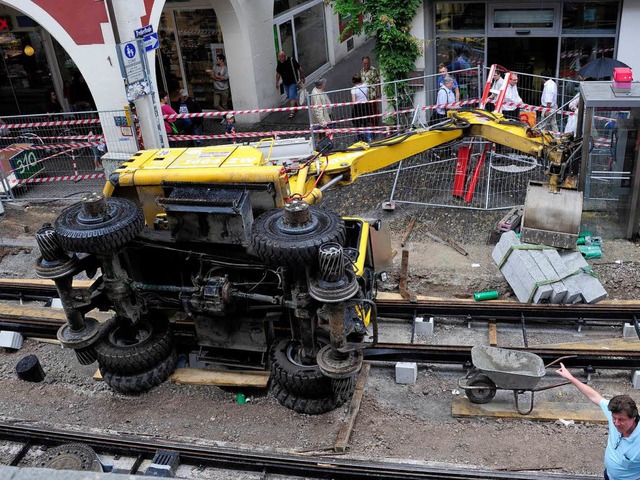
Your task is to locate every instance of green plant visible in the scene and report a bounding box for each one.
[327,0,422,103]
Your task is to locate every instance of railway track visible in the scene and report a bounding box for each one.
[1,279,640,371]
[0,278,630,479]
[0,422,597,479]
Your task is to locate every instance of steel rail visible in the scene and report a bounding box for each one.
[1,301,639,370]
[1,278,639,326]
[375,296,640,324]
[0,422,597,480]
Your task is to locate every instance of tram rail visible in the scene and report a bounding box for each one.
[0,422,597,480]
[0,287,639,370]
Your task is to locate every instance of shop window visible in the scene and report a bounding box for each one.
[436,3,485,33]
[563,1,619,33]
[488,4,560,35]
[293,3,328,74]
[0,31,54,115]
[159,9,225,108]
[494,9,554,29]
[274,0,313,17]
[436,37,485,99]
[559,37,615,80]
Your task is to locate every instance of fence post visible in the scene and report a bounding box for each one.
[307,91,315,151]
[394,82,399,131]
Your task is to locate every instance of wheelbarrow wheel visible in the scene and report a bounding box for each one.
[465,374,497,404]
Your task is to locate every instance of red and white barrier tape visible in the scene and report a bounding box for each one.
[163,99,383,121]
[35,135,104,141]
[0,118,100,130]
[1,141,100,153]
[18,173,105,184]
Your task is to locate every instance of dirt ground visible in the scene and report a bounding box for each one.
[1,196,640,477]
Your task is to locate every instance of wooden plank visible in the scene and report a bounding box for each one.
[0,278,94,288]
[488,320,497,346]
[170,368,270,387]
[334,362,371,452]
[95,368,270,388]
[451,396,606,423]
[0,304,112,324]
[539,337,640,351]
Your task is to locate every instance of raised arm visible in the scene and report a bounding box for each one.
[557,363,603,405]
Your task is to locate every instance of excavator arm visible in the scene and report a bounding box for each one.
[292,109,581,204]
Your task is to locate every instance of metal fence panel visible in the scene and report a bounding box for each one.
[0,109,127,202]
[387,138,546,210]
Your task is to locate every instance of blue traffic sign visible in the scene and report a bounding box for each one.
[143,33,159,51]
[123,42,137,59]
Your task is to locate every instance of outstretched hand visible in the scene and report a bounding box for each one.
[556,362,573,380]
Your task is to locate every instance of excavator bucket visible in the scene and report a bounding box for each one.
[520,182,583,250]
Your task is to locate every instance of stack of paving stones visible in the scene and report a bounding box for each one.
[492,231,607,304]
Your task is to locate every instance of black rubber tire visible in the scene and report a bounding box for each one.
[94,317,173,374]
[465,374,497,404]
[100,349,177,395]
[54,197,144,254]
[270,337,331,397]
[270,382,349,415]
[251,206,345,268]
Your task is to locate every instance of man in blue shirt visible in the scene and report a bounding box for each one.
[437,63,460,101]
[557,363,640,480]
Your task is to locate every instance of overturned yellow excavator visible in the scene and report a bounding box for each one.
[36,89,582,415]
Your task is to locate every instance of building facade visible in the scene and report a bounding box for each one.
[0,0,366,119]
[0,0,636,151]
[417,1,638,81]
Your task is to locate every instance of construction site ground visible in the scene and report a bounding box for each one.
[1,183,640,477]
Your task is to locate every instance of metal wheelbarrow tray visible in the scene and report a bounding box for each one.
[458,346,572,415]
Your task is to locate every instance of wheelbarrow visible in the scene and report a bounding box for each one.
[458,346,574,415]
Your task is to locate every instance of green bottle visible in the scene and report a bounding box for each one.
[474,290,499,301]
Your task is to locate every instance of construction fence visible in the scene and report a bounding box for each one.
[0,109,131,202]
[0,67,627,214]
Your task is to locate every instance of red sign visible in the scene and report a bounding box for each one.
[0,17,11,31]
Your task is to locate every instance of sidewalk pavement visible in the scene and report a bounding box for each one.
[261,39,375,126]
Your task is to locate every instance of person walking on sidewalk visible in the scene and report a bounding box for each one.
[502,73,522,121]
[361,56,381,126]
[434,76,456,122]
[351,73,371,142]
[540,76,558,132]
[557,363,640,480]
[276,51,305,119]
[160,90,179,147]
[310,78,334,140]
[172,89,203,146]
[212,54,230,111]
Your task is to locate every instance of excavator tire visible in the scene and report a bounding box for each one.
[94,317,173,374]
[54,197,144,254]
[270,338,332,397]
[270,382,349,415]
[100,349,177,395]
[251,206,345,269]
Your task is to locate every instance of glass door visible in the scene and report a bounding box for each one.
[274,1,329,82]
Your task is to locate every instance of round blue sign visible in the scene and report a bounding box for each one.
[124,43,136,59]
